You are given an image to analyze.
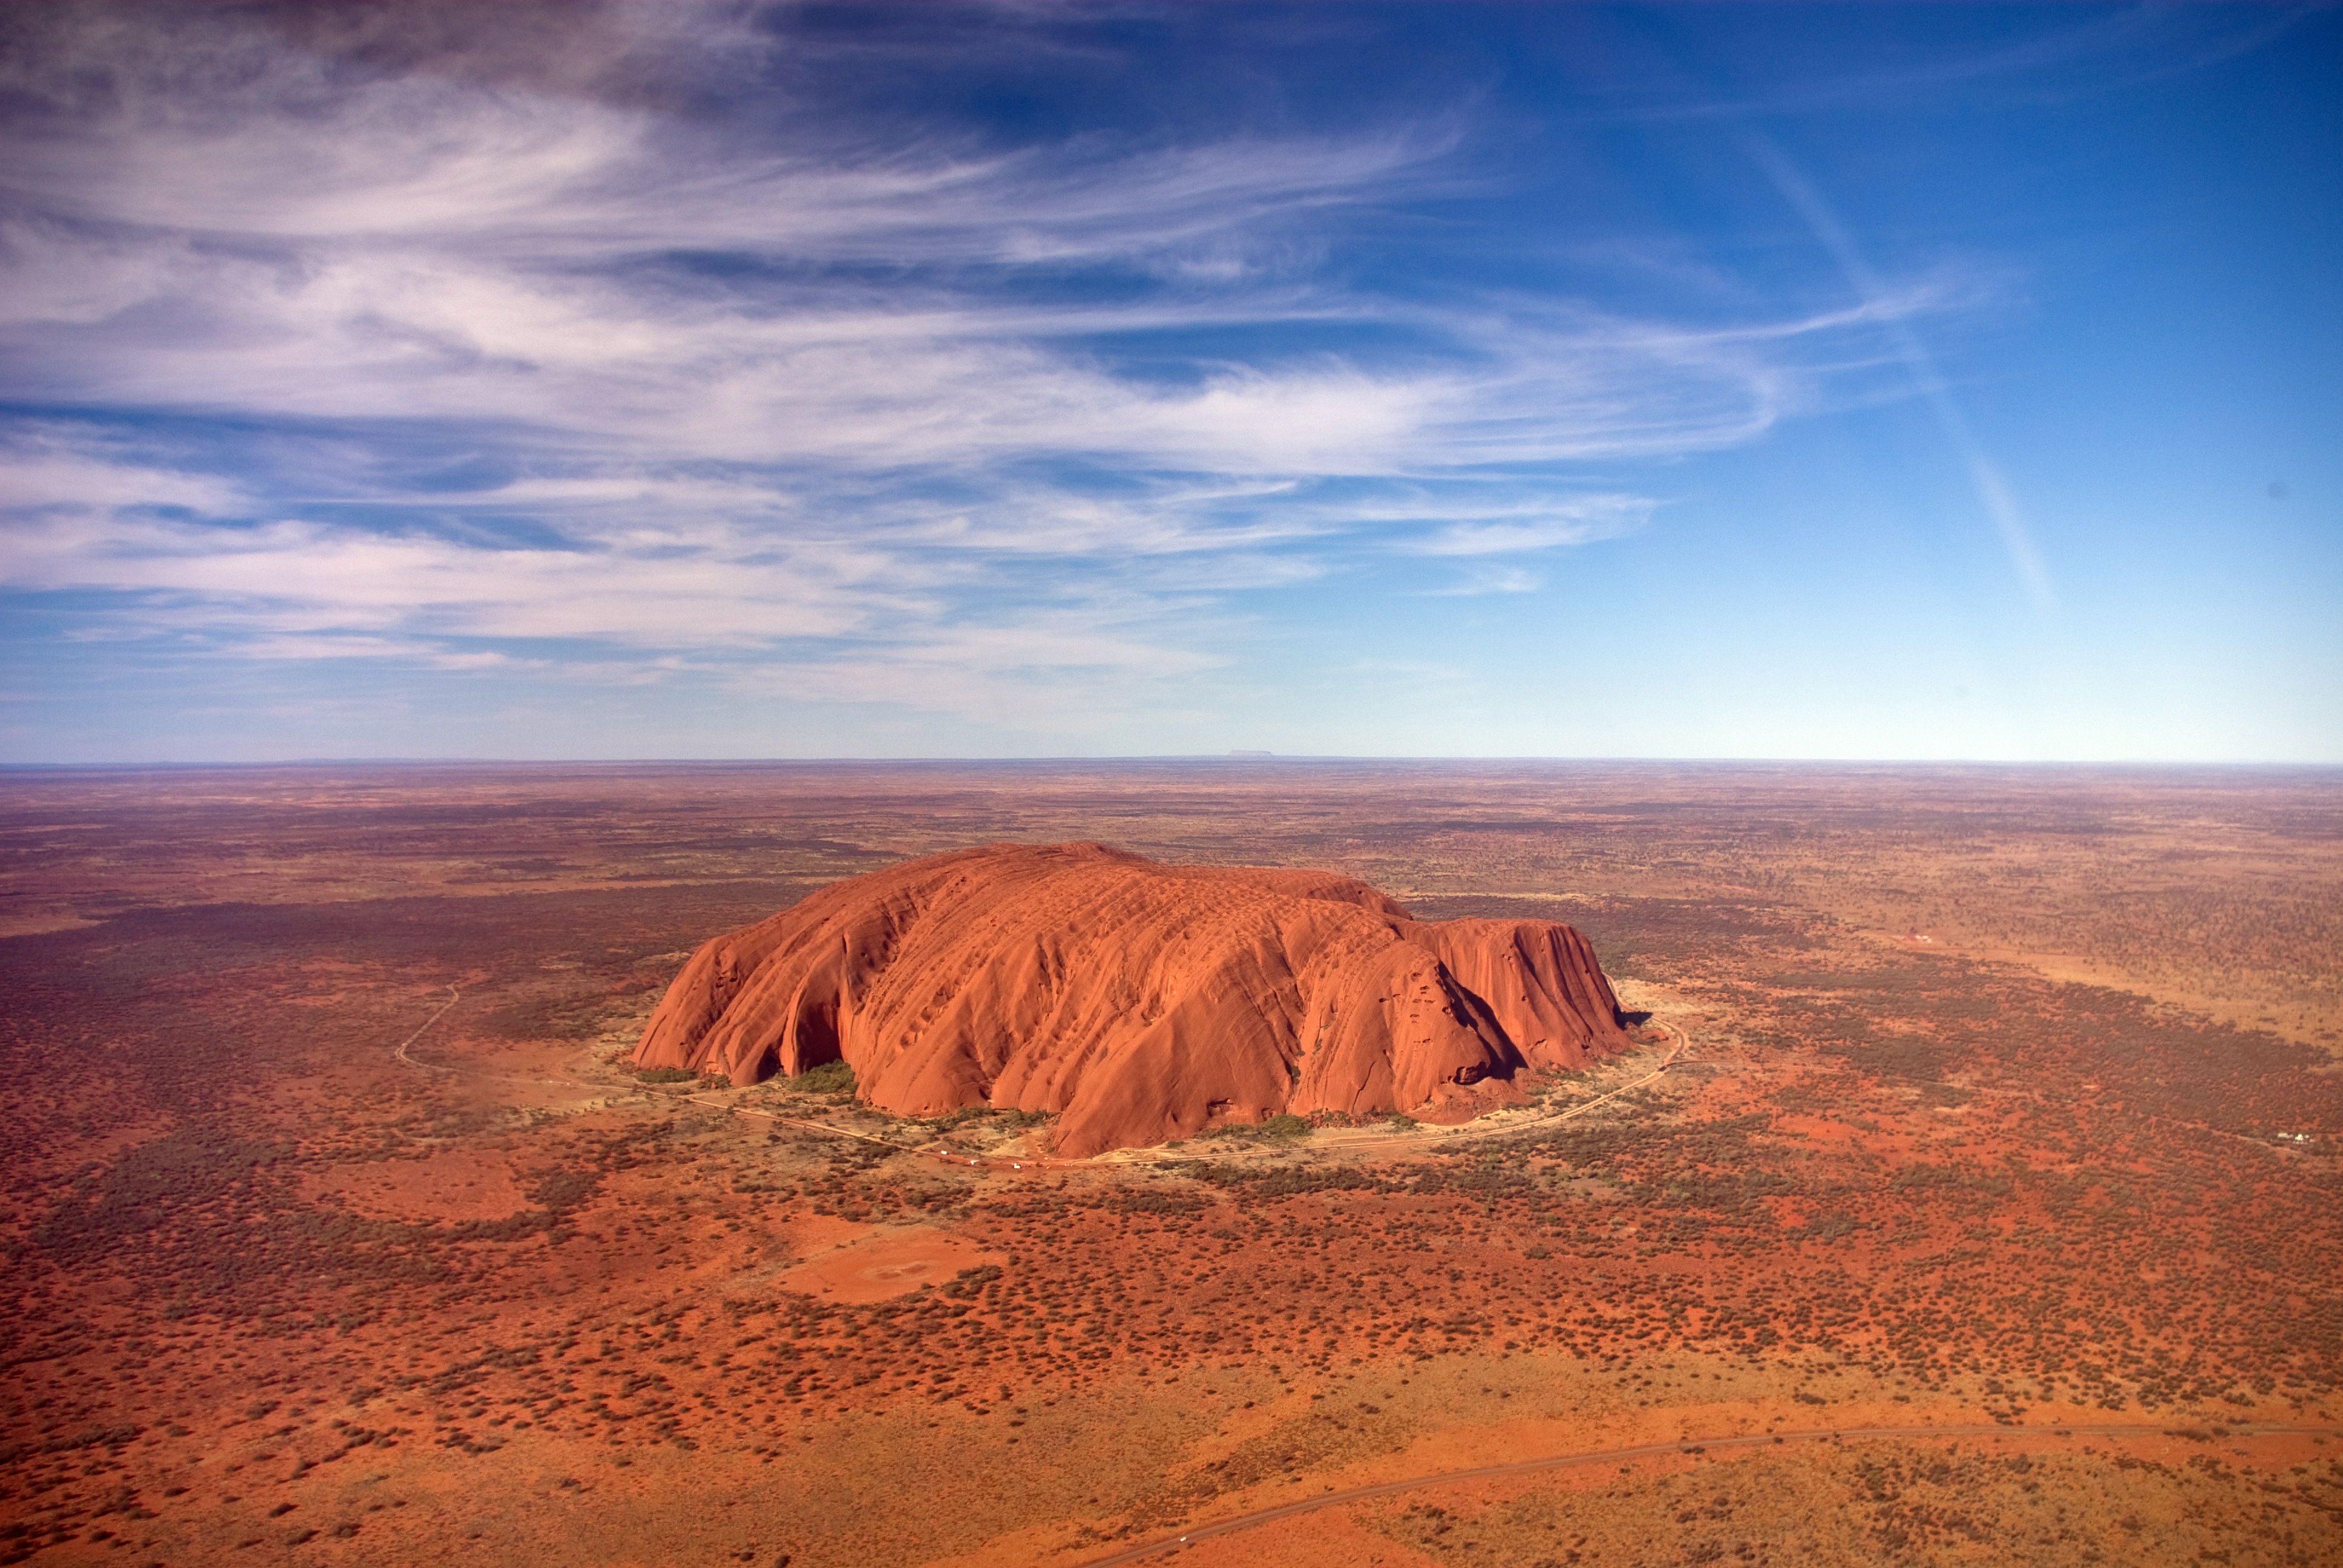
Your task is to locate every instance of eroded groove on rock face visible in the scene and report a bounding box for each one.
[635,842,1632,1157]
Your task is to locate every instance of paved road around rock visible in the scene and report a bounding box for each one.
[673,1016,1697,1175]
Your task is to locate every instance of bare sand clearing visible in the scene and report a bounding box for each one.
[777,1218,1005,1303]
[303,1149,531,1222]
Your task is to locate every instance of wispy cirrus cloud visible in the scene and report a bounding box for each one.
[0,510,911,645]
[1400,495,1653,557]
[0,0,1976,737]
[0,434,252,515]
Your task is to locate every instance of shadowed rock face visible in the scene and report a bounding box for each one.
[635,843,1632,1157]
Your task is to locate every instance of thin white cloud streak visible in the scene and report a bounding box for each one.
[0,512,911,647]
[1397,494,1651,557]
[228,634,544,671]
[1419,564,1543,596]
[1743,135,2055,611]
[1614,5,2304,126]
[0,439,251,515]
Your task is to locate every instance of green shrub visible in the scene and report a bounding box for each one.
[785,1060,856,1094]
[635,1067,695,1085]
[1201,1112,1316,1142]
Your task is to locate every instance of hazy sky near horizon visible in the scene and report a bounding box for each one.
[2,1,2336,763]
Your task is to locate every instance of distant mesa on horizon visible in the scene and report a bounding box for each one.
[635,843,1633,1157]
[1228,749,1274,757]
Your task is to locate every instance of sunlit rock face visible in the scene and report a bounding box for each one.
[636,843,1632,1157]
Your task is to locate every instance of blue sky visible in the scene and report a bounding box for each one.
[2,1,2336,762]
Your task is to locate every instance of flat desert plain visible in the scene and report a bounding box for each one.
[1,760,2338,1568]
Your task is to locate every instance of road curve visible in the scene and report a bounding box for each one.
[1071,1419,2338,1566]
[393,985,462,1071]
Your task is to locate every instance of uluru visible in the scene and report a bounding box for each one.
[635,842,1634,1157]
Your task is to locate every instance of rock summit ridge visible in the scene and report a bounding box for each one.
[635,842,1633,1157]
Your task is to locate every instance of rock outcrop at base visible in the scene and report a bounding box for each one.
[635,843,1632,1157]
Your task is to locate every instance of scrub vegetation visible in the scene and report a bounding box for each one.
[0,761,2334,1567]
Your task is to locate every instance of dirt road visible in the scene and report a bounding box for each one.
[1073,1418,2341,1566]
[392,985,462,1071]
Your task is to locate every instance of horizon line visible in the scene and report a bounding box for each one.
[2,756,2338,772]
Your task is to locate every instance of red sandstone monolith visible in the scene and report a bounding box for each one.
[635,843,1631,1157]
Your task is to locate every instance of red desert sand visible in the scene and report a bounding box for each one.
[635,841,1631,1155]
